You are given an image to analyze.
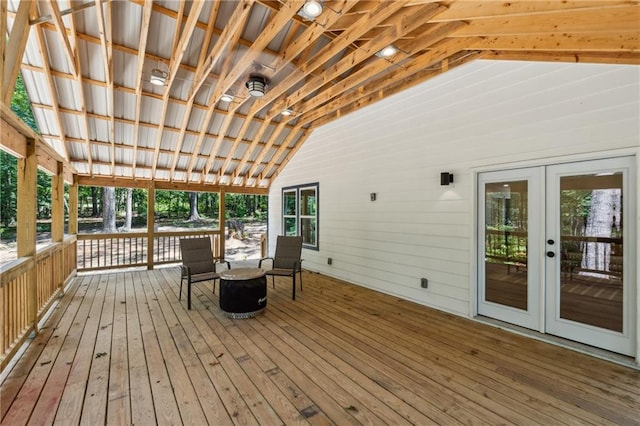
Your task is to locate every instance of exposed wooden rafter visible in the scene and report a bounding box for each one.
[3,1,33,105]
[6,0,639,191]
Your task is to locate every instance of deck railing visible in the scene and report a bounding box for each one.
[1,236,76,370]
[76,230,222,272]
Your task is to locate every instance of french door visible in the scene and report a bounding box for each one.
[478,157,636,356]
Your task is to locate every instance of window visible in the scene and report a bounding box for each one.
[282,183,318,250]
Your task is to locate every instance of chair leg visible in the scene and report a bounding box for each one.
[213,279,216,295]
[272,276,275,289]
[179,277,184,300]
[187,278,192,310]
[299,268,303,291]
[292,273,296,300]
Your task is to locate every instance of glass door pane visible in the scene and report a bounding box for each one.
[478,167,542,331]
[546,157,635,356]
[484,180,529,310]
[559,173,623,331]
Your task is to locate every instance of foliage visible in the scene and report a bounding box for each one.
[1,73,49,230]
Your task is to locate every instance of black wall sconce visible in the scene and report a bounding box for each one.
[370,192,377,201]
[440,172,454,186]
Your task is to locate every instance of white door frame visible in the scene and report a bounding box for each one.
[475,155,637,357]
[545,157,637,356]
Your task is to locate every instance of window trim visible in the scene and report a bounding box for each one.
[282,182,319,250]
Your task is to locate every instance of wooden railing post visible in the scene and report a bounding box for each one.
[17,137,38,333]
[219,189,226,259]
[68,176,78,235]
[147,182,155,270]
[52,161,64,290]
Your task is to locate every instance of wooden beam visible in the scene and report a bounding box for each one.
[147,182,154,269]
[34,24,70,161]
[466,33,639,52]
[220,0,360,180]
[298,37,479,126]
[432,1,639,22]
[76,175,268,194]
[186,0,254,103]
[283,8,461,124]
[270,3,446,117]
[174,0,252,178]
[246,120,288,179]
[46,0,79,76]
[51,161,65,243]
[68,178,78,235]
[3,0,33,105]
[0,0,7,100]
[17,137,38,333]
[68,0,93,177]
[17,138,37,258]
[483,50,640,65]
[131,0,153,176]
[196,0,304,183]
[149,0,205,179]
[313,50,482,128]
[259,124,305,181]
[454,6,640,36]
[263,126,311,182]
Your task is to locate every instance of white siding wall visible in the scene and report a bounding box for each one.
[268,60,640,317]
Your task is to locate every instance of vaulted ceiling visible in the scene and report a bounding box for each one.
[3,1,639,193]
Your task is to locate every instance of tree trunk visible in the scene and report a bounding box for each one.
[91,186,99,217]
[102,187,116,233]
[123,188,133,231]
[188,192,200,221]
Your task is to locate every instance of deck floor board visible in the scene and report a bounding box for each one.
[2,267,639,425]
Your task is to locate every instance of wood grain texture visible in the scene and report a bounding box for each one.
[2,268,638,424]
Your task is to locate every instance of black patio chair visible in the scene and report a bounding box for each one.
[258,235,303,300]
[179,237,230,309]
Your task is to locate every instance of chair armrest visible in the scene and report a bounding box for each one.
[259,257,274,268]
[181,264,191,276]
[216,259,231,270]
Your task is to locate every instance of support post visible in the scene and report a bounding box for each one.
[147,182,155,269]
[17,138,38,333]
[68,176,78,235]
[219,189,226,259]
[52,162,64,289]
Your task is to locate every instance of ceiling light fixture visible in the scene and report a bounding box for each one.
[149,68,168,86]
[221,93,235,102]
[298,0,323,20]
[281,108,293,116]
[375,45,398,58]
[246,75,268,97]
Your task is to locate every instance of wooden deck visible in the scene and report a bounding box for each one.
[2,268,639,425]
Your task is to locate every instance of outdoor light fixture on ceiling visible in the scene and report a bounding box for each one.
[298,0,323,20]
[149,68,168,86]
[375,45,398,58]
[281,108,293,116]
[246,75,268,97]
[220,93,235,102]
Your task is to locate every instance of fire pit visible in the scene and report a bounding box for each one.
[219,268,267,318]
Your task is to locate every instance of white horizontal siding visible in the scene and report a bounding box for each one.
[269,60,640,317]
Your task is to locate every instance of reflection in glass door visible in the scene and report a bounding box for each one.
[478,157,636,356]
[546,158,636,356]
[478,168,542,330]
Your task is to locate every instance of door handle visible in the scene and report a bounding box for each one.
[546,251,555,258]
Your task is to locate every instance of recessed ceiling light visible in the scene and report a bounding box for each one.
[149,68,168,86]
[221,93,234,102]
[299,0,323,20]
[375,45,398,58]
[281,108,293,116]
